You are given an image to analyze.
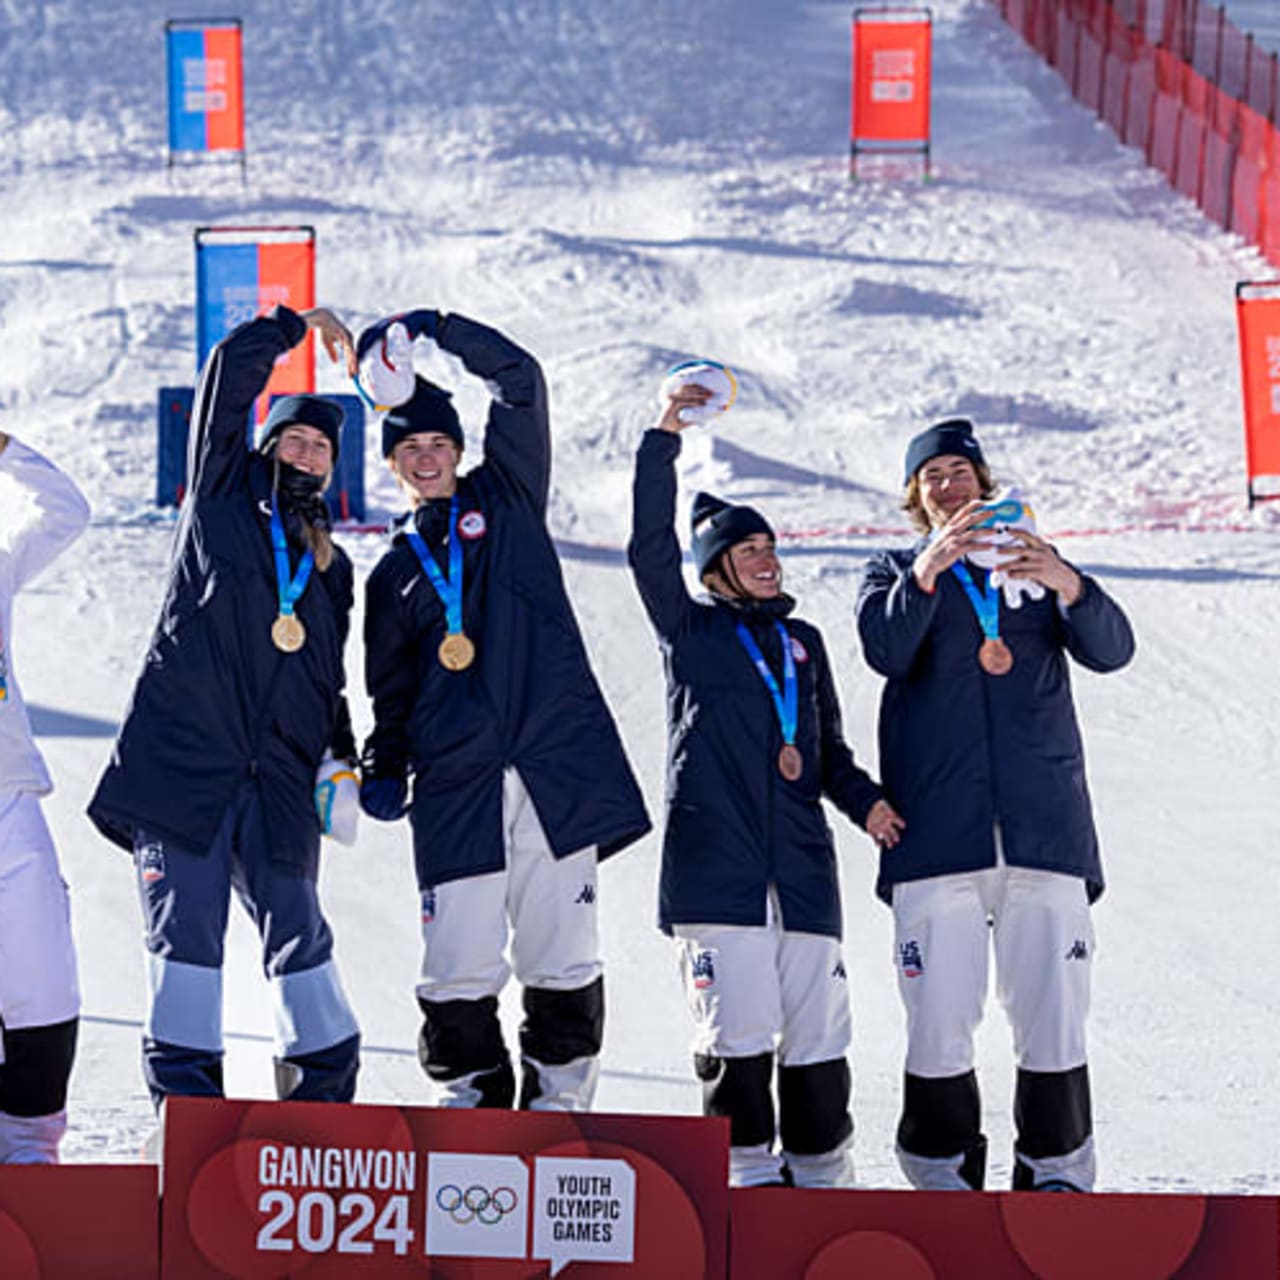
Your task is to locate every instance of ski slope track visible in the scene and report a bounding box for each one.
[0,0,1276,1193]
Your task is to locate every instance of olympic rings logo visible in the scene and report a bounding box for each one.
[435,1183,519,1225]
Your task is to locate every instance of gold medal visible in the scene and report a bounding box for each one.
[438,631,475,671]
[272,613,306,654]
[778,743,803,781]
[978,637,1013,675]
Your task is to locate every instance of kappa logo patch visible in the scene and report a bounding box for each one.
[1065,938,1089,961]
[458,510,487,540]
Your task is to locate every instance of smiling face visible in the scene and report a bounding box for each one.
[917,453,981,528]
[389,432,463,503]
[712,532,782,600]
[274,424,334,479]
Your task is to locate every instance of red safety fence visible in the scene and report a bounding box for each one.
[996,0,1280,269]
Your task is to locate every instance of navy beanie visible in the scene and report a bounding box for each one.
[381,375,464,457]
[258,394,344,464]
[690,491,774,580]
[903,417,985,484]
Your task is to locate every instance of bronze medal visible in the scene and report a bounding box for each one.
[978,637,1013,675]
[271,613,306,654]
[778,743,803,781]
[438,631,475,672]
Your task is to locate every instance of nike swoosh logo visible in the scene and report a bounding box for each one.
[400,577,417,598]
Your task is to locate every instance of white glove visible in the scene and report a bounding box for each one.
[315,754,360,845]
[969,486,1045,609]
[357,321,416,410]
[658,359,738,425]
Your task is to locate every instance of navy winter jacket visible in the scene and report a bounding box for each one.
[628,429,883,940]
[362,313,650,890]
[90,308,355,875]
[855,543,1135,904]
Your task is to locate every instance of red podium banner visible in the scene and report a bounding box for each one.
[728,1186,1280,1279]
[850,7,933,176]
[160,1097,729,1278]
[0,1164,159,1279]
[1235,280,1280,504]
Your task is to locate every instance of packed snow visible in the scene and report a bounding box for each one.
[1,0,1277,1193]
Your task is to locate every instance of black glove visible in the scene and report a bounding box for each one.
[360,775,408,822]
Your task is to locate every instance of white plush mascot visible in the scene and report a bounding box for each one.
[658,359,738,425]
[969,486,1045,609]
[356,320,416,411]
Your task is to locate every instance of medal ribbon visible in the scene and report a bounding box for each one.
[951,562,1001,640]
[735,620,798,747]
[270,502,315,620]
[405,495,464,635]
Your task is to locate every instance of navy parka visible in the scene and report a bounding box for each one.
[90,308,355,875]
[362,313,650,890]
[628,429,883,940]
[855,543,1135,904]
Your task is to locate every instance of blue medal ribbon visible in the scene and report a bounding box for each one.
[270,502,315,621]
[735,620,798,746]
[404,494,464,635]
[950,561,1001,640]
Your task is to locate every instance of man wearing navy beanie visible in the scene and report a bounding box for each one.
[856,416,1135,1194]
[357,307,649,1114]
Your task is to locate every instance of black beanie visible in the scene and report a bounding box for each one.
[258,394,344,463]
[381,375,464,457]
[690,491,774,580]
[902,417,985,484]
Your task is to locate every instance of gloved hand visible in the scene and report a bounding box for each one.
[360,775,408,821]
[315,755,360,845]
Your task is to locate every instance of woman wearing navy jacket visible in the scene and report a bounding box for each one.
[628,382,904,1188]
[89,305,362,1110]
[855,418,1135,1194]
[358,307,650,1113]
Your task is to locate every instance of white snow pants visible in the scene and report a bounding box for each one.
[0,790,79,1163]
[892,859,1095,1190]
[674,889,855,1188]
[417,769,601,1110]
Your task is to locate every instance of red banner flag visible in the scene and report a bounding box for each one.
[1235,281,1280,504]
[851,8,933,176]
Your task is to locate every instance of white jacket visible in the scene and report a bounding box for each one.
[0,436,91,795]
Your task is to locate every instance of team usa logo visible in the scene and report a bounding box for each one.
[790,636,809,663]
[691,950,716,989]
[458,510,487,540]
[421,887,437,924]
[898,939,924,977]
[139,843,166,884]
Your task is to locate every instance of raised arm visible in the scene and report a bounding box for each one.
[855,548,940,679]
[187,306,353,500]
[1059,572,1136,673]
[626,428,696,640]
[0,433,91,590]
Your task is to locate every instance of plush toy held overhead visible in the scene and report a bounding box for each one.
[969,486,1045,609]
[356,320,416,411]
[658,359,738,425]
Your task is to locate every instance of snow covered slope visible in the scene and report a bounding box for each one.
[2,0,1276,1191]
